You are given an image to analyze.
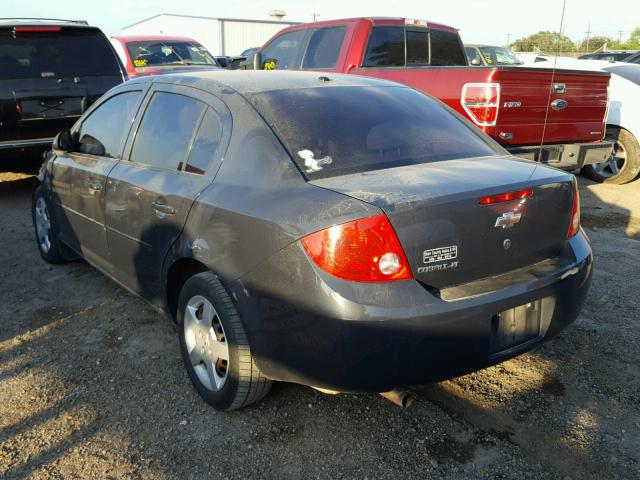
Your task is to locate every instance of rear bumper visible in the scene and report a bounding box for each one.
[508,141,613,169]
[0,137,53,151]
[231,231,593,392]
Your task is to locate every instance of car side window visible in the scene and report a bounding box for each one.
[302,27,346,69]
[406,30,429,65]
[429,30,467,66]
[363,27,404,67]
[184,108,223,175]
[130,92,205,170]
[261,30,306,69]
[76,91,141,158]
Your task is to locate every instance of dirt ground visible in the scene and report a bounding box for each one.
[0,169,639,480]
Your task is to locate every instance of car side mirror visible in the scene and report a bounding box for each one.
[252,51,262,70]
[470,58,481,66]
[53,129,76,152]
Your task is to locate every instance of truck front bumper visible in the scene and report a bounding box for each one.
[508,141,613,170]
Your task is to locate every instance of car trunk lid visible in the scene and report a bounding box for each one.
[310,156,575,289]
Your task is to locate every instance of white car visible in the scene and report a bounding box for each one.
[517,56,640,184]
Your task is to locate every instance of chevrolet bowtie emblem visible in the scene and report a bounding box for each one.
[495,211,521,229]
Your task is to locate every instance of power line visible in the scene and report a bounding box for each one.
[585,21,591,51]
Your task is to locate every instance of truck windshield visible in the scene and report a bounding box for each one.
[248,86,501,179]
[0,27,121,79]
[126,40,216,68]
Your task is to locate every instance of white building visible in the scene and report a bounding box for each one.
[121,13,299,56]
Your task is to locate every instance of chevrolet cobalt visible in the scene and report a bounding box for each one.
[33,71,592,410]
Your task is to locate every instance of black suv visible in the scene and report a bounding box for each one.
[0,19,126,159]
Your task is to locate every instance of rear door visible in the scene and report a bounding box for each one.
[0,25,125,147]
[50,86,145,272]
[105,84,231,306]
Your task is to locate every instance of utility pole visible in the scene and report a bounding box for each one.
[312,13,320,21]
[506,33,511,47]
[585,21,591,52]
[618,30,624,44]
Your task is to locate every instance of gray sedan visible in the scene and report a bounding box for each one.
[33,71,592,410]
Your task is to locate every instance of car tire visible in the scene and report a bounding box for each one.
[32,184,65,264]
[177,272,272,411]
[583,127,640,184]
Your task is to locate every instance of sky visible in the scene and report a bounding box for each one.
[2,0,639,46]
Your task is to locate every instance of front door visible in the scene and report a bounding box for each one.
[50,88,144,273]
[105,85,229,307]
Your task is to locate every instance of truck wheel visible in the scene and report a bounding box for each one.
[177,272,272,411]
[32,184,65,264]
[583,127,640,184]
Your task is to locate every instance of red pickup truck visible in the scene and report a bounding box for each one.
[254,17,612,170]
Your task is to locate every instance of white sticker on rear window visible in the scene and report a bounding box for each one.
[423,245,458,264]
[298,149,332,173]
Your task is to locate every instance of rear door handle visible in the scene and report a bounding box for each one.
[88,182,103,192]
[151,201,176,216]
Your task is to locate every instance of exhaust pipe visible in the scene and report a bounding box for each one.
[380,389,413,408]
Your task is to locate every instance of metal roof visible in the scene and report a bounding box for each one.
[122,13,299,31]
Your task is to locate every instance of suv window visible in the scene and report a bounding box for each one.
[261,30,306,69]
[130,92,205,170]
[184,108,223,175]
[302,27,346,69]
[76,91,141,158]
[406,30,429,65]
[0,27,121,79]
[248,86,499,180]
[363,27,404,67]
[429,29,467,66]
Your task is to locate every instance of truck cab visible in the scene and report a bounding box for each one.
[255,17,613,172]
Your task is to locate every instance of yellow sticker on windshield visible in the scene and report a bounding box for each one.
[134,59,148,67]
[263,60,277,70]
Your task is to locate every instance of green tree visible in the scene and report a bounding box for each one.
[579,36,611,52]
[511,31,576,54]
[628,27,640,48]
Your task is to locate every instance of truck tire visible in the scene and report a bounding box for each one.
[177,272,272,411]
[32,184,65,264]
[583,127,640,184]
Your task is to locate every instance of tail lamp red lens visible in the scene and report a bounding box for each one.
[478,188,533,205]
[567,179,580,238]
[300,214,412,282]
[13,26,62,32]
[461,83,500,126]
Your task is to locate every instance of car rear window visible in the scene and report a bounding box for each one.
[363,26,467,68]
[0,27,121,79]
[125,40,216,68]
[248,86,500,179]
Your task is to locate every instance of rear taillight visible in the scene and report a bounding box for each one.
[300,214,412,282]
[461,83,500,126]
[478,188,533,205]
[567,179,580,238]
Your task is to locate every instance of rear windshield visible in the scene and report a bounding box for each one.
[248,86,500,179]
[125,40,216,68]
[0,27,121,79]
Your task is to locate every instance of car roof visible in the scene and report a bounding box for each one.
[127,70,407,96]
[112,35,199,43]
[0,18,91,27]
